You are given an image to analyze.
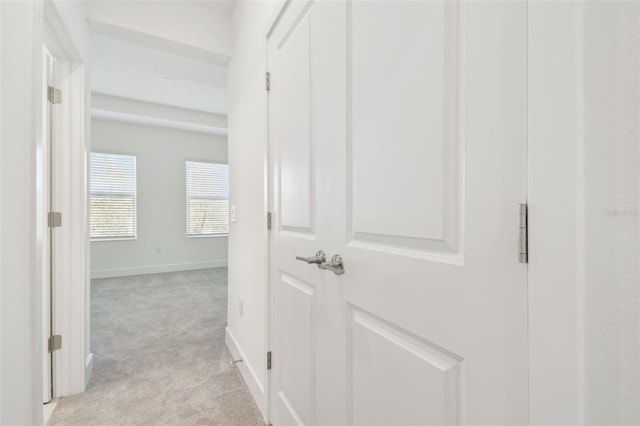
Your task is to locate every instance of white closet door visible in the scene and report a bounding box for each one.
[268,1,528,424]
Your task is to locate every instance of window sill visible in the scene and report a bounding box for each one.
[91,237,137,242]
[186,234,228,239]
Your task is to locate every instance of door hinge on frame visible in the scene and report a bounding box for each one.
[265,72,271,91]
[48,335,62,353]
[267,351,272,370]
[518,203,528,263]
[48,212,62,228]
[267,212,272,230]
[47,86,62,104]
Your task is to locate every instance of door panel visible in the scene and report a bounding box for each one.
[277,10,314,233]
[269,1,527,425]
[349,1,460,256]
[271,1,316,236]
[276,273,316,425]
[349,306,464,426]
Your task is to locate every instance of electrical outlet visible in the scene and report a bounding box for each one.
[238,299,244,318]
[155,247,162,255]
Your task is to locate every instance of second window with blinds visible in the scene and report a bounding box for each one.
[186,161,229,237]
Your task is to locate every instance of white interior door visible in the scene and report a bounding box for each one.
[268,1,528,424]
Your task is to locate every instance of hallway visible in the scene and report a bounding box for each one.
[0,1,638,424]
[48,269,262,425]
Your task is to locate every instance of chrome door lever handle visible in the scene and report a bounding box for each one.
[319,254,345,275]
[296,250,326,266]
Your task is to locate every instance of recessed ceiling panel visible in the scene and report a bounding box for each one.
[92,35,228,114]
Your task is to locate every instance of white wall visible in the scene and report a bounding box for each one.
[91,118,228,278]
[1,0,90,422]
[225,0,279,420]
[581,3,639,423]
[0,2,44,423]
[529,2,639,424]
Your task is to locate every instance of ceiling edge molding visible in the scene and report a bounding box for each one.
[92,89,228,117]
[92,92,228,124]
[92,109,228,137]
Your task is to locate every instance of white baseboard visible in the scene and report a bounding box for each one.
[90,260,228,279]
[225,327,267,421]
[85,352,94,388]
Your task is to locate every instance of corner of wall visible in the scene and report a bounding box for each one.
[226,0,280,420]
[225,328,267,420]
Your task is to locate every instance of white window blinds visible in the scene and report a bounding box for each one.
[186,161,229,236]
[90,152,137,240]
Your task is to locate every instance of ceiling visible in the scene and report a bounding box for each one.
[91,0,236,17]
[92,34,228,115]
[192,0,237,17]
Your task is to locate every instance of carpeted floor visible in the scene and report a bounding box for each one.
[48,268,263,426]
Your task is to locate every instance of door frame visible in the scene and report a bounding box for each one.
[42,44,54,404]
[264,2,291,425]
[41,0,90,399]
[527,1,587,424]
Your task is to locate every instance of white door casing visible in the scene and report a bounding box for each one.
[268,1,528,424]
[42,45,54,405]
[42,2,89,395]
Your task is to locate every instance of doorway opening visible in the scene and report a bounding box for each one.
[46,25,260,425]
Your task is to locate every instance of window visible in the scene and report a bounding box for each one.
[186,161,229,236]
[90,152,137,241]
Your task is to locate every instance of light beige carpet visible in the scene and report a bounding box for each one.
[48,268,263,426]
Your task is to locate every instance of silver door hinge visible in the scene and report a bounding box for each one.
[265,72,271,91]
[48,335,62,352]
[267,212,272,230]
[47,86,62,104]
[518,203,528,263]
[267,351,272,370]
[48,212,62,228]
